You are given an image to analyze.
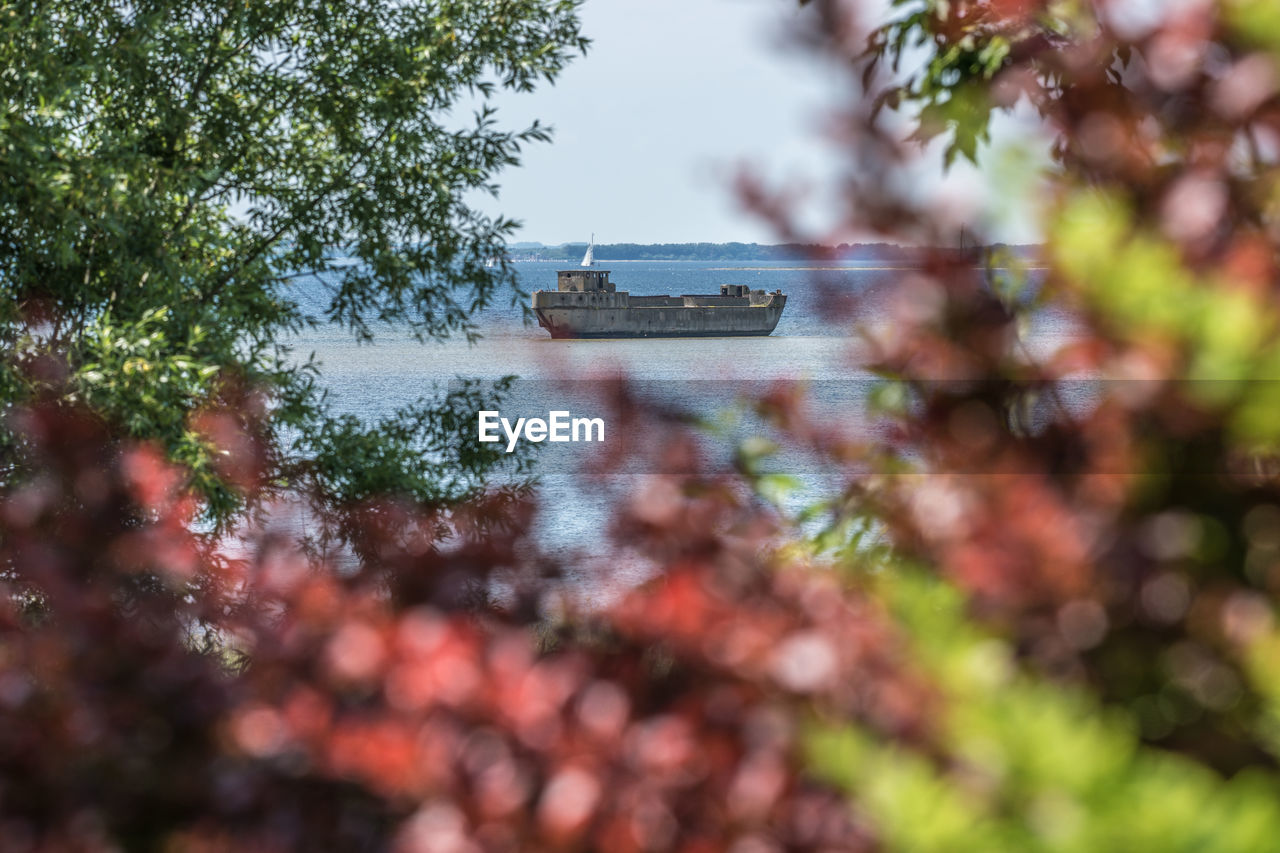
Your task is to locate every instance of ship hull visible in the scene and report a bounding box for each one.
[541,327,778,339]
[533,300,787,340]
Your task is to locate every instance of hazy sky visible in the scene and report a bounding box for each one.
[482,0,843,246]
[481,0,1049,247]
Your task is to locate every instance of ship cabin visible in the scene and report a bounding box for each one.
[557,270,615,293]
[720,284,751,297]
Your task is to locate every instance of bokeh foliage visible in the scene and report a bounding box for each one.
[761,0,1280,848]
[11,0,1280,850]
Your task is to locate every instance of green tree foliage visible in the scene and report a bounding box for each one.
[0,0,586,522]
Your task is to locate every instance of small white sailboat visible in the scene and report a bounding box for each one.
[580,234,595,268]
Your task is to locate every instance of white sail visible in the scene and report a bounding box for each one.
[580,234,595,267]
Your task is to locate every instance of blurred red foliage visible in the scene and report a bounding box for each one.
[0,398,925,850]
[764,0,1280,775]
[12,1,1280,847]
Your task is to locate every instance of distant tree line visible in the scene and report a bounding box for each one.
[527,241,1041,261]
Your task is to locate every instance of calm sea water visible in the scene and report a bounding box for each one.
[300,258,1062,399]
[290,259,1062,598]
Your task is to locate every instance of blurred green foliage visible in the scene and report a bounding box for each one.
[806,563,1280,853]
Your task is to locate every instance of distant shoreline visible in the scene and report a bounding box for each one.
[702,265,1049,271]
[511,260,1047,271]
[508,241,1044,264]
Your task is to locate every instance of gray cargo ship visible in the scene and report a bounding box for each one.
[532,270,787,339]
